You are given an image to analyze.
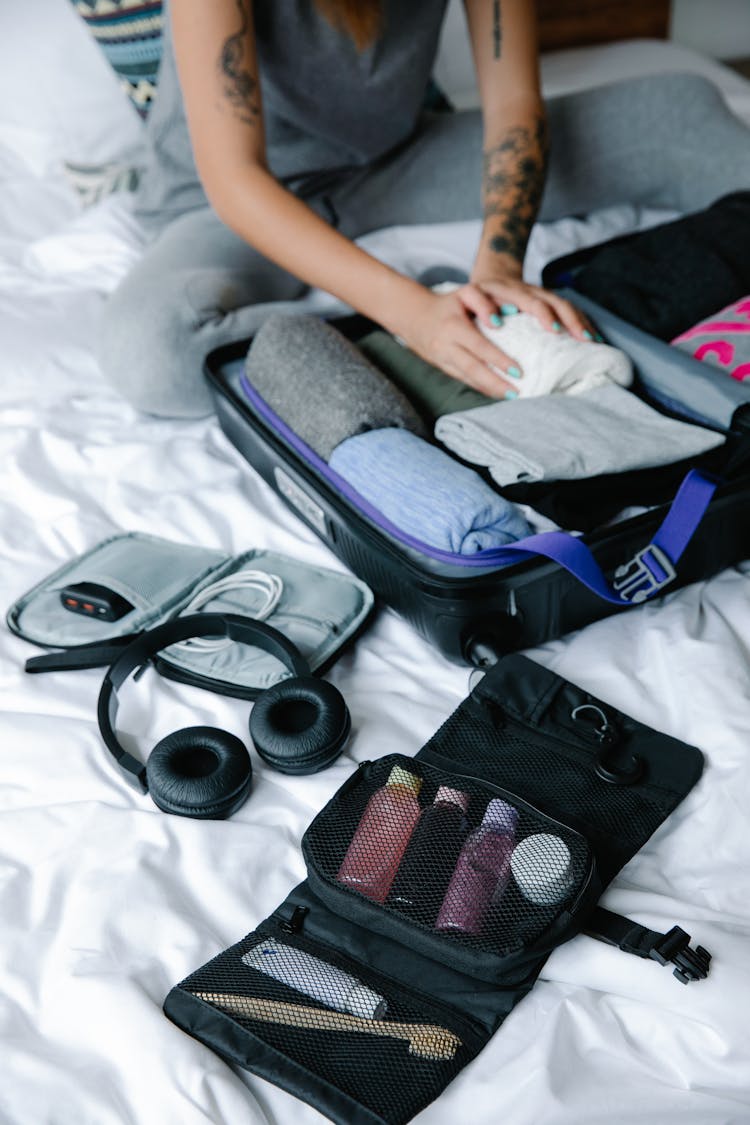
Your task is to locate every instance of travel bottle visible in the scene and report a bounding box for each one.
[337,764,423,902]
[435,797,519,934]
[242,938,387,1018]
[510,833,574,906]
[388,786,470,922]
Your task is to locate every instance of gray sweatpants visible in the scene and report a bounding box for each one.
[98,72,750,417]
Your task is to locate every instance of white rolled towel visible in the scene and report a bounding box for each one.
[433,282,632,396]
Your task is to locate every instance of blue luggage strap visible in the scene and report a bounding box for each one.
[501,468,718,607]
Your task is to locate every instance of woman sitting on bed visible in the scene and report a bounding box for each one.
[98,0,750,418]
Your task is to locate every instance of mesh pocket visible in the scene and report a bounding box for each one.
[61,535,226,609]
[422,702,676,859]
[302,755,591,972]
[9,533,228,647]
[172,928,480,1125]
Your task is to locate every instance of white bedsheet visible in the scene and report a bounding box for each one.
[3,16,750,1125]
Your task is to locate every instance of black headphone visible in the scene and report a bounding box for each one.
[96,613,351,819]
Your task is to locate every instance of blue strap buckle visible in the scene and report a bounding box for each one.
[613,543,676,604]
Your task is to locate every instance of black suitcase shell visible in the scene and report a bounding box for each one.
[205,305,750,667]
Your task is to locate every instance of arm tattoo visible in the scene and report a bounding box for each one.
[218,0,260,125]
[482,113,548,264]
[493,2,502,59]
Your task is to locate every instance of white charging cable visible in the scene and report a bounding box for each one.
[174,569,284,653]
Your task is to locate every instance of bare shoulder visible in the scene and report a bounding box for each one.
[170,0,266,191]
[171,0,262,130]
[217,0,261,126]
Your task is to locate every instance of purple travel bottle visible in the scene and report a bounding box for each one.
[435,798,519,935]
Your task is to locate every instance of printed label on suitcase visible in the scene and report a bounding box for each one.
[274,466,328,537]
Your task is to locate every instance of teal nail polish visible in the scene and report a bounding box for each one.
[500,303,519,315]
[504,389,519,400]
[507,365,522,379]
[595,333,605,342]
[552,321,562,332]
[583,329,593,341]
[490,313,503,327]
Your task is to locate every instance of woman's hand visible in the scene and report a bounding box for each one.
[470,273,599,343]
[398,278,601,399]
[399,284,526,399]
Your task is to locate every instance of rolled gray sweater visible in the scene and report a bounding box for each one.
[244,313,428,460]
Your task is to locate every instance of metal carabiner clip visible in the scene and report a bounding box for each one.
[571,704,643,785]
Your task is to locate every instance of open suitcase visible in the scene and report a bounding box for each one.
[206,289,750,668]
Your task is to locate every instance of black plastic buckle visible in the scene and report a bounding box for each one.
[648,926,712,985]
[613,544,676,604]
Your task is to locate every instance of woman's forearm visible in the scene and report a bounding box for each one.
[473,95,549,281]
[212,165,432,337]
[171,0,587,393]
[463,0,548,281]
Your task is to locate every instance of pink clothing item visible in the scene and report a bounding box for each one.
[672,297,750,382]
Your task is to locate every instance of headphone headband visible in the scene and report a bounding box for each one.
[97,613,312,792]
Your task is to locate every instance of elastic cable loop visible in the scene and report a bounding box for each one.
[173,570,284,653]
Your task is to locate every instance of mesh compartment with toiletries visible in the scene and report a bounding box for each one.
[166,924,484,1125]
[302,754,593,980]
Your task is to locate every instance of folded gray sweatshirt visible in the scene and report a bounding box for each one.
[434,383,723,486]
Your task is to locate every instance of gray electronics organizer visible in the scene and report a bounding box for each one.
[7,532,375,697]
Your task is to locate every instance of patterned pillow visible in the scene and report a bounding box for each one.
[72,0,163,119]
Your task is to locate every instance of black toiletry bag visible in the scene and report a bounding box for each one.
[164,654,710,1125]
[204,303,750,668]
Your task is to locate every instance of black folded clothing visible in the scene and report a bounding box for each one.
[502,443,727,532]
[574,191,750,340]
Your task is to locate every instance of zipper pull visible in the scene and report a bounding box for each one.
[571,704,643,785]
[337,759,372,798]
[467,690,505,730]
[278,905,309,935]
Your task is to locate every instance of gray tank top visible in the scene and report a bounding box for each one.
[136,0,450,230]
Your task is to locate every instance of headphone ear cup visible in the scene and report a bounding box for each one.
[249,676,351,775]
[145,726,252,819]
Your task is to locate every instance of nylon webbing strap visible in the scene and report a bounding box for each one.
[24,635,140,674]
[586,906,711,984]
[500,469,718,607]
